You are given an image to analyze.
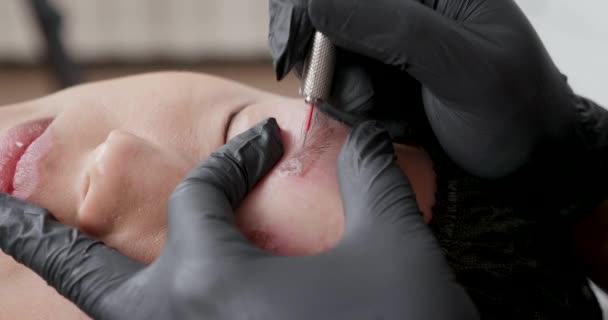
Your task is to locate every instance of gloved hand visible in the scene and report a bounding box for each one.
[0,118,478,320]
[269,0,579,178]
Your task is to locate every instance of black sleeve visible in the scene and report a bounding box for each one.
[530,93,608,222]
[575,95,608,161]
[571,94,608,211]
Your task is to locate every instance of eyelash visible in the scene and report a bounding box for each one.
[81,173,90,202]
[223,113,235,143]
[223,103,258,143]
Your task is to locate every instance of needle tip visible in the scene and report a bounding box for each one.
[301,103,315,148]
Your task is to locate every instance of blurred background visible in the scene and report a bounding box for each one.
[0,0,606,106]
[0,0,299,105]
[0,0,607,312]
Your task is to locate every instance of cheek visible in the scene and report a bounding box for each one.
[77,130,192,262]
[104,193,171,264]
[235,160,345,256]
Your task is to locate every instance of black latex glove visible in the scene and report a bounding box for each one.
[269,0,579,178]
[0,118,477,320]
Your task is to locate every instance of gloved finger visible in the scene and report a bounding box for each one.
[316,56,375,125]
[308,0,474,96]
[334,123,479,319]
[167,118,283,256]
[336,121,427,243]
[269,0,314,80]
[318,55,424,140]
[0,193,143,316]
[268,0,426,124]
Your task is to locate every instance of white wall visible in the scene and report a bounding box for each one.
[515,0,608,105]
[0,0,270,62]
[0,0,605,103]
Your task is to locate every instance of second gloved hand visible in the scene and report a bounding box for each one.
[269,0,581,178]
[0,119,477,320]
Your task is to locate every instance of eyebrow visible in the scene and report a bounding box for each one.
[275,107,350,178]
[292,110,338,163]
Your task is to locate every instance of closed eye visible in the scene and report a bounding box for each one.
[223,103,249,144]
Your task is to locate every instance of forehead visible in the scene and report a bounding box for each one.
[47,72,268,163]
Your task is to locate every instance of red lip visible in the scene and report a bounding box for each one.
[0,119,53,196]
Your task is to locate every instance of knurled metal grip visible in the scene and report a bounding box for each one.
[300,32,336,104]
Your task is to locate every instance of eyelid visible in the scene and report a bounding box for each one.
[81,173,90,204]
[223,103,249,144]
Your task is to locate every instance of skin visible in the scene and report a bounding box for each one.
[0,72,436,319]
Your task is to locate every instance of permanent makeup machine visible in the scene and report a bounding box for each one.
[299,32,336,146]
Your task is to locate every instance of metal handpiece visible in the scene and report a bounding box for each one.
[300,32,336,105]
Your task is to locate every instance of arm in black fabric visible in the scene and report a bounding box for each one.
[571,95,608,291]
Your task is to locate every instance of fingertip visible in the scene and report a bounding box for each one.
[170,117,285,223]
[227,117,283,163]
[257,117,280,138]
[254,117,284,162]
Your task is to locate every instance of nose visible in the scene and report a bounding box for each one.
[79,130,146,236]
[78,130,190,261]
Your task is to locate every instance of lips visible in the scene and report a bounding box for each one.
[0,119,53,197]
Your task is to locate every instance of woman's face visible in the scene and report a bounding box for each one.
[0,72,436,319]
[0,71,436,260]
